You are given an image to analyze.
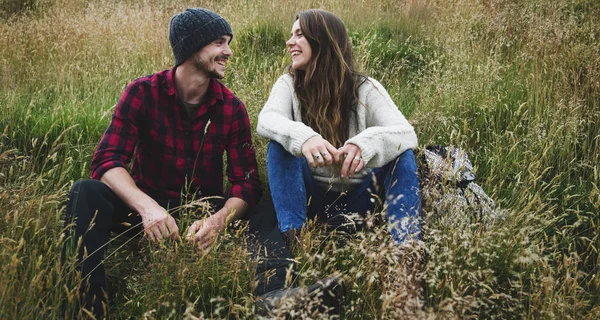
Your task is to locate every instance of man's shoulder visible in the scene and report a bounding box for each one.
[126,69,171,91]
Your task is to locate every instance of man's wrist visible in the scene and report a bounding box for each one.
[214,206,235,227]
[133,197,163,219]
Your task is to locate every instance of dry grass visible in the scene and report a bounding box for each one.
[1,0,599,318]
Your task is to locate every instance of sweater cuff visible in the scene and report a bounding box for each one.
[290,127,320,156]
[345,138,375,167]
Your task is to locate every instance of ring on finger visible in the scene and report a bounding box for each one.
[314,154,321,159]
[321,151,329,156]
[353,156,361,162]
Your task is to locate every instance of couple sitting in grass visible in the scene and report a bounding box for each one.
[63,7,422,318]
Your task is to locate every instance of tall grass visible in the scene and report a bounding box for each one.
[1,0,599,318]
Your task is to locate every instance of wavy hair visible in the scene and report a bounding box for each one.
[289,9,365,147]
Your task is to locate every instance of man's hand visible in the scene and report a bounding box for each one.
[338,143,365,178]
[186,212,228,253]
[100,167,180,243]
[140,204,180,242]
[301,136,342,168]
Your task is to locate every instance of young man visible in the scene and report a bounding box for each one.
[63,8,262,317]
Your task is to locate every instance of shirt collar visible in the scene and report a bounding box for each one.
[166,67,225,104]
[165,67,178,96]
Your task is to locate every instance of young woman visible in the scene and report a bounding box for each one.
[257,9,421,245]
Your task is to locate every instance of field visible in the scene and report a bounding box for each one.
[1,0,599,318]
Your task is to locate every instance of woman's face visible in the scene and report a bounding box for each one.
[286,19,312,70]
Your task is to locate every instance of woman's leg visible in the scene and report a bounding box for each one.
[321,172,377,233]
[301,149,421,243]
[382,149,422,244]
[266,141,309,233]
[267,141,335,230]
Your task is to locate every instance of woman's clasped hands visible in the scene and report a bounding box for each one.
[301,136,365,178]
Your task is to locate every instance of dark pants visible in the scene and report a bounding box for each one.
[63,179,291,318]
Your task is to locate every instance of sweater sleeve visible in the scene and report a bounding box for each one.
[345,78,418,168]
[256,75,320,156]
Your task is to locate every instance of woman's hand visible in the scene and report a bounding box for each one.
[301,136,341,168]
[338,143,365,178]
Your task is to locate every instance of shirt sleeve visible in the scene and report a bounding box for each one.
[90,81,144,180]
[225,100,263,207]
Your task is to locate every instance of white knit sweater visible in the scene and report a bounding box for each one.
[257,74,418,192]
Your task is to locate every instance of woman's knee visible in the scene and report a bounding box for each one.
[267,141,307,177]
[396,149,418,173]
[267,141,287,158]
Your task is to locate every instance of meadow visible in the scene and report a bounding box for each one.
[0,0,599,318]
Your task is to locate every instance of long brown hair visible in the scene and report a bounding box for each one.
[289,9,364,147]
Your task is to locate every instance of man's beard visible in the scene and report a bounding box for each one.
[194,55,226,79]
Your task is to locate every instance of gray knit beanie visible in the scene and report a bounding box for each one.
[169,8,233,66]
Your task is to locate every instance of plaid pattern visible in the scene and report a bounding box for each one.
[91,68,262,206]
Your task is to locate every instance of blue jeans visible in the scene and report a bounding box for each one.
[267,141,421,244]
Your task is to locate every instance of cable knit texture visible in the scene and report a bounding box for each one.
[257,74,418,192]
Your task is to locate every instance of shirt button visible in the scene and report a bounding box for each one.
[186,157,192,161]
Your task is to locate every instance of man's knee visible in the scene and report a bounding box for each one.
[65,179,115,226]
[69,179,109,199]
[245,201,278,230]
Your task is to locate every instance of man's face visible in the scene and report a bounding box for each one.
[193,35,233,79]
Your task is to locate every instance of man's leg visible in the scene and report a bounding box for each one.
[63,179,141,318]
[250,203,343,317]
[244,201,294,296]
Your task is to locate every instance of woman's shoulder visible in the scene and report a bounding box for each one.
[357,76,384,91]
[268,73,293,91]
[357,76,389,98]
[276,73,294,84]
[269,74,294,94]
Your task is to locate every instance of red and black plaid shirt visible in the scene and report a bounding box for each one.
[91,68,262,206]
